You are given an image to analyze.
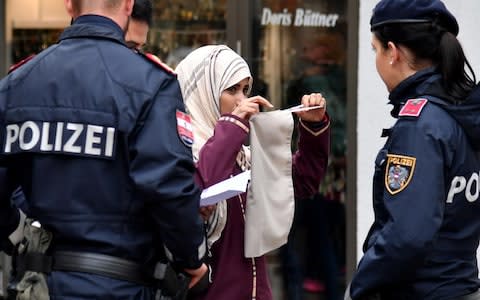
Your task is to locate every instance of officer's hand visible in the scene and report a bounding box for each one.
[295,93,327,122]
[184,263,208,288]
[232,96,273,120]
[200,205,216,221]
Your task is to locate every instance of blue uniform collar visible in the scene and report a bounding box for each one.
[388,67,439,106]
[386,67,457,118]
[59,14,126,46]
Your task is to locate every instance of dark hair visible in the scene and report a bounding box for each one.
[373,21,476,101]
[132,0,153,26]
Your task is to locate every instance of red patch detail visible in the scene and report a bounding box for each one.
[8,54,36,74]
[398,98,428,117]
[176,110,194,147]
[144,53,176,75]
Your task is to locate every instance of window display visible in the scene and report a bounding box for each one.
[146,0,227,68]
[11,29,62,64]
[252,0,347,299]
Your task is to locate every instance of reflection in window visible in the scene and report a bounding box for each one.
[146,0,227,69]
[252,1,347,298]
[11,29,62,64]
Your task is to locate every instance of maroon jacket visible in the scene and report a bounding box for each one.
[194,114,330,300]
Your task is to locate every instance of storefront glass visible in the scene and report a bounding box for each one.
[11,29,62,64]
[251,0,347,296]
[147,0,227,68]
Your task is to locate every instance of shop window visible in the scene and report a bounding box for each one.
[146,0,227,68]
[252,0,347,298]
[11,29,62,64]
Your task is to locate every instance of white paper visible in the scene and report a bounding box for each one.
[285,104,324,113]
[200,170,251,206]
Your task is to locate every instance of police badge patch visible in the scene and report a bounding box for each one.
[385,154,416,195]
[176,110,194,147]
[398,98,428,117]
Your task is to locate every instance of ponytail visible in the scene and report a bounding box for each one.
[374,21,476,101]
[437,31,476,100]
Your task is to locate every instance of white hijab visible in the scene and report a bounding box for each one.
[175,45,252,171]
[176,45,253,247]
[176,45,296,257]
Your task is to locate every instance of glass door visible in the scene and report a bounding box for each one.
[250,0,348,298]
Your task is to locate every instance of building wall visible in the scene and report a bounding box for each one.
[5,0,69,70]
[356,0,480,263]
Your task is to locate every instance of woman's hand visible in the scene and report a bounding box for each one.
[295,93,327,122]
[199,205,216,221]
[231,95,273,120]
[184,263,209,288]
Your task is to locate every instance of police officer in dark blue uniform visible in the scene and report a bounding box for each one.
[0,0,207,298]
[347,0,480,299]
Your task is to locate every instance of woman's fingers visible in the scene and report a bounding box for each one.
[199,205,216,221]
[301,93,325,107]
[296,93,327,122]
[248,95,274,108]
[231,95,274,120]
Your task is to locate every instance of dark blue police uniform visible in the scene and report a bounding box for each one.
[0,15,204,299]
[350,68,480,299]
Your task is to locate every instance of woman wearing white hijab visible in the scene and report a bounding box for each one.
[176,45,330,300]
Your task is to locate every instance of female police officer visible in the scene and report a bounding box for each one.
[348,0,480,299]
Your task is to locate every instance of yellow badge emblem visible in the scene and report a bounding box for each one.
[385,154,416,195]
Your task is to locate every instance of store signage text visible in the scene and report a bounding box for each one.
[261,8,339,27]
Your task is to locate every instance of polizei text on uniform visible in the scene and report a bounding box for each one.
[3,121,116,158]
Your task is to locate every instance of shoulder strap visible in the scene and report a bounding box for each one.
[141,52,176,75]
[8,54,36,74]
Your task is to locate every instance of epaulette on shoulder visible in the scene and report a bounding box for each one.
[398,98,428,118]
[8,54,36,74]
[142,52,176,75]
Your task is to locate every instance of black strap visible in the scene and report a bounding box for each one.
[53,251,153,285]
[17,251,153,286]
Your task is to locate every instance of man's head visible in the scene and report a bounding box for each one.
[125,0,153,50]
[64,0,134,30]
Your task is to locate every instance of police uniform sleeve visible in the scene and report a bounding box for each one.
[350,117,450,298]
[129,76,204,269]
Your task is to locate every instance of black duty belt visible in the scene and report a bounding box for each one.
[17,251,153,286]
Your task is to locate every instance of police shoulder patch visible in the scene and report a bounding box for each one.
[385,154,416,195]
[144,52,176,75]
[8,54,36,74]
[176,110,194,147]
[398,98,428,117]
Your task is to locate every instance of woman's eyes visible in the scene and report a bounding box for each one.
[226,85,249,95]
[226,86,237,93]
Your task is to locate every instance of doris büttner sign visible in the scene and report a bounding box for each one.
[260,8,339,27]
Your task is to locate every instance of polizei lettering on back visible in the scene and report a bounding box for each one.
[3,121,116,159]
[446,172,480,203]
